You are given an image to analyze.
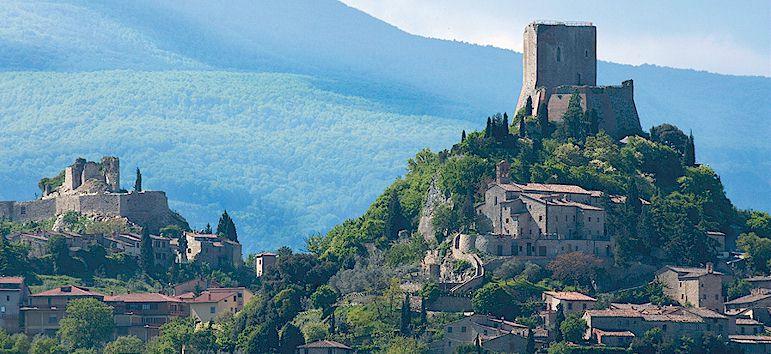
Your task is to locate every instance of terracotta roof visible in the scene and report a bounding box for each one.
[0,277,24,284]
[297,340,352,349]
[515,183,593,195]
[593,328,635,337]
[186,290,238,304]
[736,318,763,325]
[684,307,726,319]
[104,293,181,303]
[32,285,103,297]
[544,291,597,301]
[729,335,771,344]
[724,292,771,305]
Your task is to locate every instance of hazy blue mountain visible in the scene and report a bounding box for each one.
[0,0,768,250]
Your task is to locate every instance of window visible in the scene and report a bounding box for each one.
[539,216,543,222]
[48,315,57,324]
[5,295,8,301]
[210,306,216,314]
[585,49,589,58]
[0,306,5,313]
[461,326,467,333]
[567,303,573,310]
[557,47,561,62]
[447,326,453,333]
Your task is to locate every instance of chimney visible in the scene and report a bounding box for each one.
[496,160,511,184]
[706,262,713,274]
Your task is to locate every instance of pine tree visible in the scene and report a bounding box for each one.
[216,210,238,242]
[485,117,492,138]
[684,131,696,166]
[400,292,411,335]
[140,227,154,272]
[134,168,142,192]
[203,223,212,234]
[537,101,549,136]
[461,130,466,142]
[502,113,510,136]
[328,309,336,334]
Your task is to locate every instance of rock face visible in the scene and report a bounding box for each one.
[417,175,451,243]
[0,157,187,232]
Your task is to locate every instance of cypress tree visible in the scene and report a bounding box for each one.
[461,130,466,142]
[134,168,142,192]
[485,117,492,138]
[554,303,566,342]
[537,101,549,136]
[216,210,238,242]
[420,296,427,324]
[526,328,535,354]
[140,227,154,272]
[400,292,411,335]
[385,189,407,240]
[204,223,212,234]
[502,113,510,136]
[524,96,533,117]
[518,114,526,138]
[684,131,696,166]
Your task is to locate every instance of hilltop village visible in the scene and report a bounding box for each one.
[0,21,770,354]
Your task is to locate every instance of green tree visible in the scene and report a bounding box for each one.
[311,285,338,313]
[738,232,771,274]
[400,292,411,335]
[727,279,751,300]
[140,227,154,272]
[555,91,585,141]
[526,328,535,354]
[683,131,696,166]
[103,336,144,354]
[554,304,566,342]
[155,318,194,353]
[559,314,587,343]
[650,123,689,154]
[57,298,114,350]
[134,167,142,192]
[384,188,408,240]
[472,282,519,319]
[547,252,602,289]
[216,210,238,242]
[48,235,72,275]
[278,323,304,354]
[30,336,65,354]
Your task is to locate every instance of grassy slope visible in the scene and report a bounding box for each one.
[0,71,475,251]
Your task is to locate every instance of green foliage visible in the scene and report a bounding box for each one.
[727,279,751,300]
[419,282,440,303]
[738,232,771,274]
[379,336,428,354]
[140,228,154,272]
[604,282,674,306]
[38,170,65,195]
[650,124,688,154]
[311,285,338,312]
[648,193,715,265]
[103,336,144,354]
[216,210,238,242]
[547,252,603,289]
[278,323,304,354]
[57,298,114,350]
[559,314,587,343]
[30,336,65,354]
[0,329,30,354]
[743,210,771,236]
[472,279,547,319]
[134,168,142,192]
[385,235,428,267]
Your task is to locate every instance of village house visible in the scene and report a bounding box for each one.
[582,303,730,344]
[470,161,613,260]
[745,275,771,290]
[7,230,101,258]
[0,277,28,333]
[296,340,354,354]
[100,232,141,256]
[184,232,243,268]
[655,264,724,311]
[728,335,771,354]
[172,277,221,296]
[590,329,635,348]
[104,293,189,341]
[255,252,277,277]
[429,313,530,353]
[724,288,771,325]
[541,291,597,327]
[21,285,104,336]
[186,287,253,323]
[150,234,174,267]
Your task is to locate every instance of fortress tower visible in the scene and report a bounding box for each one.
[515,21,642,138]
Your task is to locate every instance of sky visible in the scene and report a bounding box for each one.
[340,0,771,77]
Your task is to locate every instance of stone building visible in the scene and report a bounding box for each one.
[725,288,771,313]
[0,157,186,233]
[745,276,771,291]
[542,291,597,326]
[255,252,277,277]
[22,285,105,336]
[0,277,28,333]
[104,293,189,341]
[655,264,724,311]
[583,303,730,343]
[295,340,354,354]
[184,233,243,268]
[471,161,612,260]
[186,287,253,323]
[429,314,530,353]
[515,21,642,138]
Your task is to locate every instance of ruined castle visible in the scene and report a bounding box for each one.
[516,21,642,138]
[0,157,185,232]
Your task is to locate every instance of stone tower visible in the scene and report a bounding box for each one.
[514,21,642,138]
[517,21,596,113]
[101,156,120,192]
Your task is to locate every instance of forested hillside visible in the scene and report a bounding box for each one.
[0,0,768,251]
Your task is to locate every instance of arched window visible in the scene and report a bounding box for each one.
[585,49,589,58]
[557,47,561,62]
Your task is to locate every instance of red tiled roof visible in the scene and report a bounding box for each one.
[32,285,103,297]
[297,340,352,349]
[544,291,597,301]
[186,290,238,304]
[515,183,593,195]
[104,293,181,303]
[0,277,24,284]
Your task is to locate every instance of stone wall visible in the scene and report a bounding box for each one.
[547,81,641,138]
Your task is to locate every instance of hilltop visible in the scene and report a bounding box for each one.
[0,0,768,251]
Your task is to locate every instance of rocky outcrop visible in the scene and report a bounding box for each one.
[417,175,451,243]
